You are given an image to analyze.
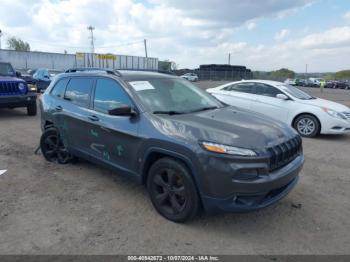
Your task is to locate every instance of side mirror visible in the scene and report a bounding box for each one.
[276,94,289,100]
[16,71,22,77]
[108,105,136,116]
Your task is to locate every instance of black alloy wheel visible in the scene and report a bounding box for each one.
[40,128,72,164]
[147,158,199,222]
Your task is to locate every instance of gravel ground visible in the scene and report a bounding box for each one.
[0,82,349,255]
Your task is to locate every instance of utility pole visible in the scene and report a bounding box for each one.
[87,26,95,67]
[87,26,95,53]
[0,29,2,49]
[144,39,148,58]
[305,63,308,79]
[228,53,231,65]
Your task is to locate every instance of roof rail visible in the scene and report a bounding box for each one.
[64,67,122,77]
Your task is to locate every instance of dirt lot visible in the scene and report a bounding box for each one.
[0,83,349,255]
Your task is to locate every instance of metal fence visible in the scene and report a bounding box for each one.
[75,53,158,71]
[0,49,158,71]
[195,70,252,81]
[174,69,253,81]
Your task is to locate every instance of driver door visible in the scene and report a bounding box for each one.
[86,77,141,176]
[252,83,290,121]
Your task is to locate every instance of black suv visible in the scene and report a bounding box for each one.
[39,68,304,222]
[0,62,37,115]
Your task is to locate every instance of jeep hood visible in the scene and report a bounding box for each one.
[152,106,297,150]
[0,76,25,82]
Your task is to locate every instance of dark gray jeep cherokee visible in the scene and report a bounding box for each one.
[39,68,304,222]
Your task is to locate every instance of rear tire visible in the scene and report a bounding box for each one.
[293,114,320,138]
[27,102,37,116]
[147,158,200,222]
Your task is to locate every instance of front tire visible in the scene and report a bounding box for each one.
[40,128,73,164]
[147,158,200,222]
[293,114,320,138]
[27,102,37,116]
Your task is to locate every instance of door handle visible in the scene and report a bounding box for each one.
[88,115,99,121]
[55,105,63,111]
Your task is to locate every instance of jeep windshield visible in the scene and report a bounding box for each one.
[0,63,15,77]
[128,78,224,114]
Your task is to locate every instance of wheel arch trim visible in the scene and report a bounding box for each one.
[141,147,203,193]
[292,112,322,131]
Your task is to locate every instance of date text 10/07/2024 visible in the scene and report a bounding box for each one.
[127,255,220,261]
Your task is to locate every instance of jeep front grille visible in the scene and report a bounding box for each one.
[267,136,302,172]
[0,82,21,96]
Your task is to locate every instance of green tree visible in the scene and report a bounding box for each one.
[270,68,295,80]
[323,73,335,81]
[158,60,172,71]
[335,70,350,80]
[7,37,30,51]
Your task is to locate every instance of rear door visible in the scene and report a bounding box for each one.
[61,77,95,155]
[47,77,70,139]
[211,82,256,110]
[86,77,141,175]
[252,83,290,121]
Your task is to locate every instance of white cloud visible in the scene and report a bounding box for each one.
[298,26,350,49]
[246,21,257,31]
[344,11,350,21]
[0,0,348,72]
[274,29,290,41]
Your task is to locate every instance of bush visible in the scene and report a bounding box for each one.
[335,70,350,80]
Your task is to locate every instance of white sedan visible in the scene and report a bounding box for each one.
[180,73,198,82]
[207,80,350,137]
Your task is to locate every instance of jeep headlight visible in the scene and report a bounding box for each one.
[28,84,37,92]
[18,83,25,91]
[322,108,346,120]
[201,141,257,156]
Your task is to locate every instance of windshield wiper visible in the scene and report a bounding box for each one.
[153,110,184,115]
[153,106,219,115]
[188,106,219,113]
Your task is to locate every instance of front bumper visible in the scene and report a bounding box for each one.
[199,154,304,213]
[320,116,350,134]
[0,93,37,108]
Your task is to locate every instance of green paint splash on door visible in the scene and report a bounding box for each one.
[90,129,98,137]
[103,151,110,160]
[116,144,124,156]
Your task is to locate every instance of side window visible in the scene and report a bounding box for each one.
[64,78,93,107]
[255,84,282,98]
[51,78,68,98]
[93,78,132,114]
[224,83,255,94]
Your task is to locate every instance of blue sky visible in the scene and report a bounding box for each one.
[232,0,350,45]
[1,0,350,72]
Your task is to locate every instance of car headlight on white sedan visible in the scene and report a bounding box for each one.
[322,108,347,120]
[201,141,257,156]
